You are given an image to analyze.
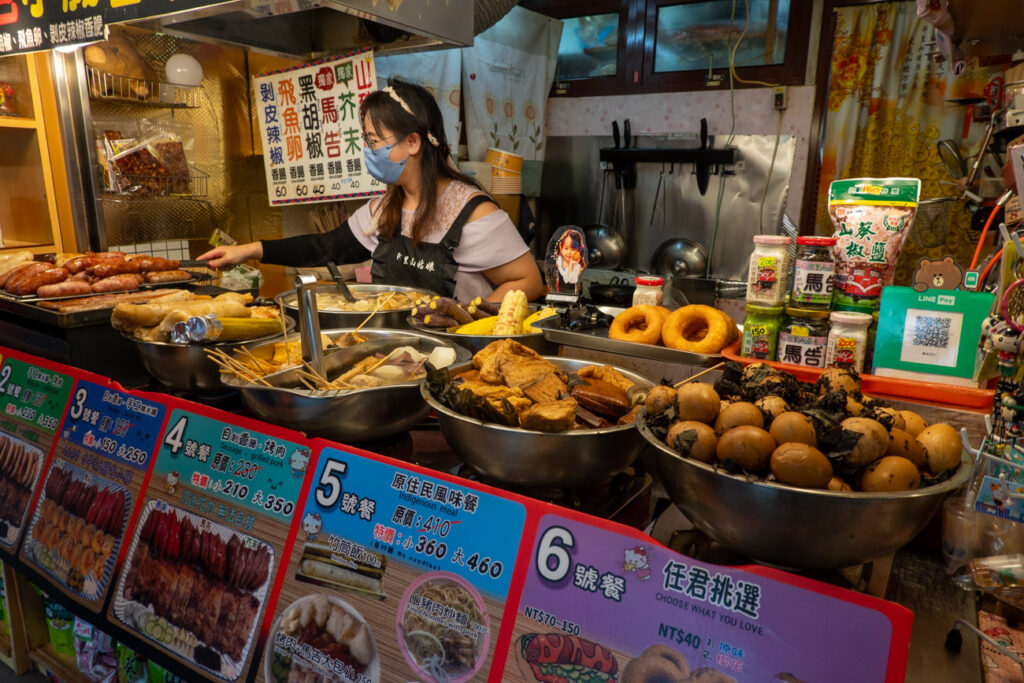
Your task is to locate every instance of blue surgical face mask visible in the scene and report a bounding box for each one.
[363,143,406,185]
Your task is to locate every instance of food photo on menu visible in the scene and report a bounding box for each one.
[0,431,44,546]
[112,500,274,681]
[22,459,129,600]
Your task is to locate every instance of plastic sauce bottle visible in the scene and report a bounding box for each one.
[633,275,665,307]
[825,311,872,372]
[746,235,792,306]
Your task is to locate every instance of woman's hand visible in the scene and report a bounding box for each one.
[197,242,264,269]
[484,252,545,302]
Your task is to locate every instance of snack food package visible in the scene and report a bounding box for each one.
[218,264,263,293]
[827,177,921,309]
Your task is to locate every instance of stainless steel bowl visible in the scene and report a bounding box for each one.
[638,412,971,569]
[127,319,295,394]
[405,306,558,355]
[222,328,470,443]
[276,284,436,330]
[421,357,654,488]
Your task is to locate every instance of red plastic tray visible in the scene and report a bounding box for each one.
[721,341,994,410]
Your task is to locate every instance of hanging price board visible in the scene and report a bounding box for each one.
[19,380,164,612]
[253,48,385,205]
[109,404,309,682]
[257,445,527,683]
[0,349,74,552]
[503,513,911,683]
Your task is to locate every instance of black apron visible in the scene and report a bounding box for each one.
[370,194,492,298]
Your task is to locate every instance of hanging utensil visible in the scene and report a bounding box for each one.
[695,118,711,196]
[937,139,968,181]
[649,163,666,226]
[584,224,627,270]
[325,261,356,303]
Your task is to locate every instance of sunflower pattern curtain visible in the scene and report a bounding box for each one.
[815,2,1004,285]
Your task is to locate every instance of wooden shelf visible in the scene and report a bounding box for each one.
[0,627,13,671]
[30,643,87,682]
[0,116,37,129]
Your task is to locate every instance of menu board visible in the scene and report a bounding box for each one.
[258,445,528,683]
[503,513,912,683]
[0,350,73,551]
[253,48,384,206]
[19,380,164,612]
[109,404,309,682]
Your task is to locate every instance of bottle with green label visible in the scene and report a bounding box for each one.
[741,303,784,360]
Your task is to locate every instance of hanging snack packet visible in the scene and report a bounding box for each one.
[828,177,921,308]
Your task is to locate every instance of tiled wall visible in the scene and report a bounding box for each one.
[545,85,816,225]
[111,239,191,260]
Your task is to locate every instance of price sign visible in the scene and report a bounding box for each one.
[257,446,527,683]
[503,514,911,683]
[253,48,385,205]
[109,407,308,682]
[19,381,164,611]
[0,350,73,551]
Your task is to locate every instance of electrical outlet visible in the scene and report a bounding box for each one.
[773,86,788,111]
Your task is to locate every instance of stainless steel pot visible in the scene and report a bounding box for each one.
[222,328,470,443]
[638,412,971,569]
[127,318,295,394]
[276,284,436,330]
[405,305,558,355]
[421,357,654,488]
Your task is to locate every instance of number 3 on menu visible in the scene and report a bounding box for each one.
[536,526,575,583]
[68,387,88,421]
[315,459,348,508]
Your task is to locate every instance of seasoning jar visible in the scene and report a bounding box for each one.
[741,303,784,361]
[777,306,830,368]
[633,274,665,307]
[746,235,792,306]
[825,311,872,372]
[791,236,836,308]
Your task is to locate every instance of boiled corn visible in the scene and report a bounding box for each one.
[492,289,529,335]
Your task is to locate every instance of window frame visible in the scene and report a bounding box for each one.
[521,0,812,96]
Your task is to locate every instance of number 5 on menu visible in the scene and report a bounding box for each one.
[315,458,348,508]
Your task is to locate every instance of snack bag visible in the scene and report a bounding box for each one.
[828,177,921,308]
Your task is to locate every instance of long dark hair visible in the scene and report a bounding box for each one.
[360,79,483,244]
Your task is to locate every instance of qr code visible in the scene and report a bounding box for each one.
[911,315,952,348]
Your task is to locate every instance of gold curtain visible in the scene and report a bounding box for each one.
[814,2,1005,285]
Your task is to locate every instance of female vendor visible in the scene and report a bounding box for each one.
[199,80,544,303]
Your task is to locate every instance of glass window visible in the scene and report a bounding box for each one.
[654,0,790,74]
[556,13,619,81]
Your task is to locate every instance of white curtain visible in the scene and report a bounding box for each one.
[375,49,463,156]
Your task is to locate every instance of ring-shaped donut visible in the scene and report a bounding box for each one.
[610,305,663,345]
[662,305,729,353]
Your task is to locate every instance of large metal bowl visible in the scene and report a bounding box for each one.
[222,328,470,443]
[405,306,558,355]
[638,412,971,569]
[421,357,654,488]
[276,284,436,330]
[127,319,295,394]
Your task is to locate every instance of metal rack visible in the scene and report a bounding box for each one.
[85,66,202,109]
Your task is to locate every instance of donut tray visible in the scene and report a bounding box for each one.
[533,310,724,368]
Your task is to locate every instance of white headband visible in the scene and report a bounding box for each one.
[382,86,441,148]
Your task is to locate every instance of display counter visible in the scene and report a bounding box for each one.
[0,338,995,682]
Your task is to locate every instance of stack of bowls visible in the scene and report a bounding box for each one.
[485,147,522,195]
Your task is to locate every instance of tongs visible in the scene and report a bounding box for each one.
[326,261,356,303]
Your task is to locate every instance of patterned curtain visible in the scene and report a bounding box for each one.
[815,2,1004,285]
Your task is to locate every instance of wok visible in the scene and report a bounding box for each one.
[638,411,971,569]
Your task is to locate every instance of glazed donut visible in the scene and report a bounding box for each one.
[621,644,690,683]
[661,305,730,353]
[716,310,739,344]
[610,305,664,345]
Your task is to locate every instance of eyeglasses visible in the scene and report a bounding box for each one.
[362,133,397,148]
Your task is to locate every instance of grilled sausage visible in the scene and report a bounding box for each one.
[143,269,191,283]
[91,273,143,292]
[7,266,67,296]
[91,259,141,278]
[2,262,47,291]
[36,280,93,298]
[129,256,180,272]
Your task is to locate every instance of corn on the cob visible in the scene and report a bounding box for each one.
[492,290,529,335]
[455,315,498,335]
[522,307,557,333]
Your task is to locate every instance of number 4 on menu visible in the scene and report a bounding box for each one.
[315,459,347,508]
[163,416,189,454]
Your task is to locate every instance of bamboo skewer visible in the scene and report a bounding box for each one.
[674,362,725,388]
[353,292,397,333]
